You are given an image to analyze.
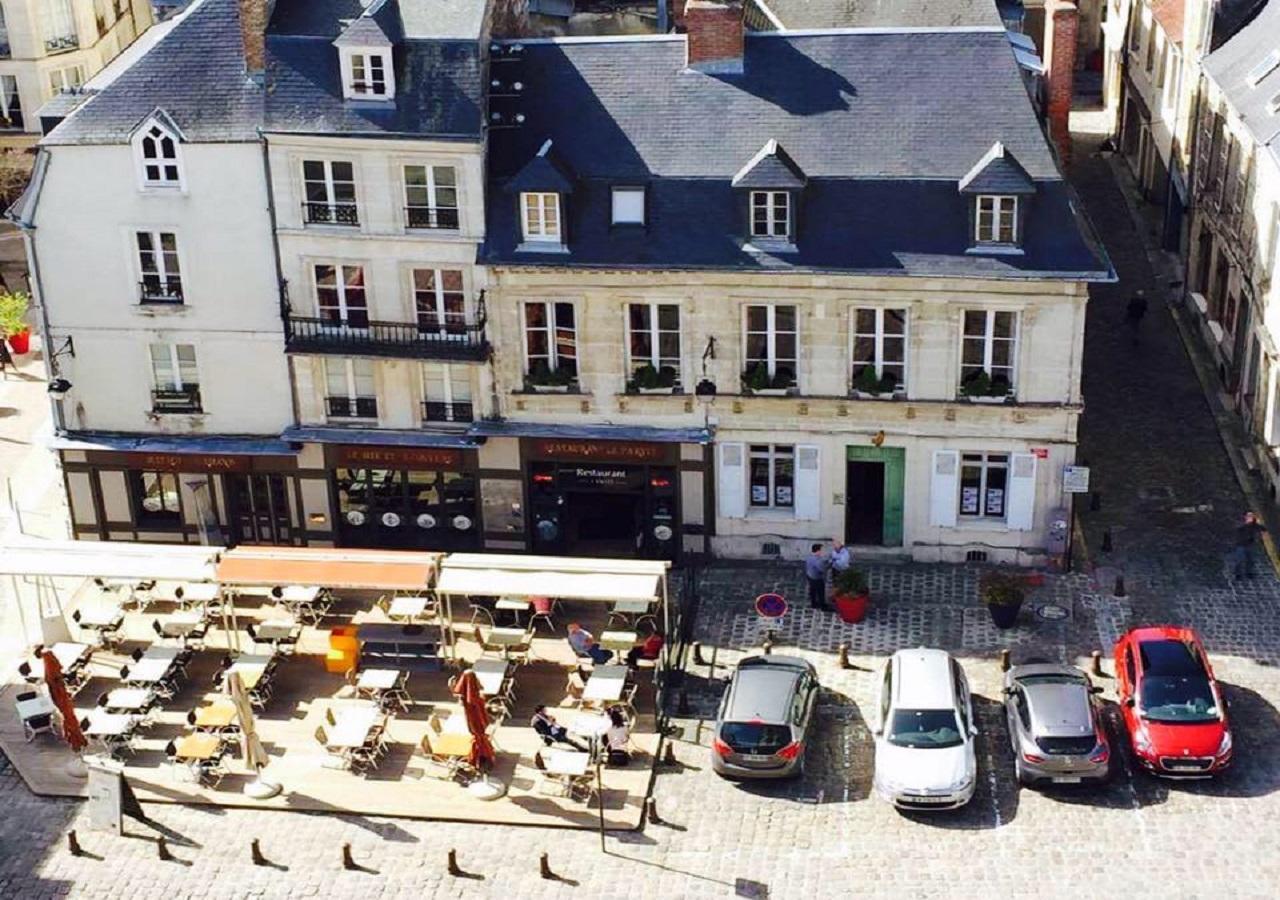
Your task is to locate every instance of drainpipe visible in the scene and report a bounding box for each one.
[257,129,301,430]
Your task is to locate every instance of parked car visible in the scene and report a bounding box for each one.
[1003,663,1111,786]
[1113,626,1232,777]
[711,655,818,779]
[872,648,977,809]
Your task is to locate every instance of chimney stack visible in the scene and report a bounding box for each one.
[240,0,267,80]
[685,0,744,73]
[1043,0,1078,165]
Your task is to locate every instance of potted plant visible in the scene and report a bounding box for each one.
[851,365,880,398]
[0,291,30,355]
[980,569,1025,629]
[525,360,574,393]
[961,370,1010,404]
[743,364,793,396]
[831,567,871,623]
[877,371,901,397]
[630,363,678,394]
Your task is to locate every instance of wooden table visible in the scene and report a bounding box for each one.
[104,688,154,714]
[174,732,222,761]
[30,642,91,677]
[432,732,473,758]
[125,647,180,685]
[599,630,638,652]
[470,658,511,696]
[192,701,238,730]
[328,704,385,749]
[582,665,628,703]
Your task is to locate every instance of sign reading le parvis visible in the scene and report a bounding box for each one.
[1063,465,1091,494]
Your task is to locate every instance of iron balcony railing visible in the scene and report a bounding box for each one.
[44,34,78,53]
[152,386,202,414]
[139,279,184,305]
[284,312,489,362]
[422,400,474,424]
[326,396,378,419]
[405,206,460,230]
[303,201,359,226]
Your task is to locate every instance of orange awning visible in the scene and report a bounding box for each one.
[216,547,440,592]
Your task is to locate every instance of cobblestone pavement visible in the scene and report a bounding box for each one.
[7,116,1280,900]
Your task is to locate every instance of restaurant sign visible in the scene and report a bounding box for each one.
[333,445,464,470]
[129,453,251,473]
[559,465,645,491]
[532,439,667,463]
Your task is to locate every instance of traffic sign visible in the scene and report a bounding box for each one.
[755,593,788,619]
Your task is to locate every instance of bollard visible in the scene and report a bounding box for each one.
[539,852,556,880]
[67,831,84,858]
[342,842,358,871]
[692,642,706,666]
[1101,529,1113,553]
[1090,650,1103,676]
[251,839,267,867]
[999,649,1010,672]
[645,796,662,825]
[156,836,173,862]
[761,638,773,655]
[1114,575,1126,598]
[1090,491,1101,512]
[838,643,851,670]
[677,688,690,716]
[447,849,462,877]
[662,741,678,767]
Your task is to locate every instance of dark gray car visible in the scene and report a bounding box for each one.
[712,655,818,779]
[1003,663,1111,787]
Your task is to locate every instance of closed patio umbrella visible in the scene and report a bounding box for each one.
[452,670,495,772]
[41,649,86,753]
[226,671,278,798]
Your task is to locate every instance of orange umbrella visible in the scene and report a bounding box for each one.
[41,650,87,753]
[452,670,495,772]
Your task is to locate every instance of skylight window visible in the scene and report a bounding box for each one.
[1247,49,1280,87]
[1268,92,1280,115]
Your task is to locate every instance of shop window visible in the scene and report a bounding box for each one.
[335,468,476,540]
[743,304,797,389]
[748,444,794,510]
[626,302,681,386]
[129,471,181,527]
[958,452,1009,519]
[851,307,906,394]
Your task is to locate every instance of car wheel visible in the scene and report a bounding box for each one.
[1014,761,1033,787]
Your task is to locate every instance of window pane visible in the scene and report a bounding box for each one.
[884,309,905,335]
[657,332,680,360]
[855,308,876,335]
[657,304,679,331]
[774,333,796,364]
[746,306,767,332]
[961,338,986,367]
[963,310,986,336]
[959,464,981,516]
[630,329,652,361]
[434,167,456,187]
[325,360,347,395]
[853,335,875,365]
[749,457,770,507]
[352,359,375,394]
[882,335,904,364]
[774,306,797,332]
[628,304,650,332]
[525,302,547,329]
[985,463,1008,517]
[993,311,1015,338]
[745,333,768,362]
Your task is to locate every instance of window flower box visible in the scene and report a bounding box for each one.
[628,363,679,395]
[851,390,903,401]
[525,360,575,393]
[960,370,1012,404]
[741,364,795,396]
[851,367,901,401]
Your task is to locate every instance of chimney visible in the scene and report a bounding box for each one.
[685,0,744,73]
[1043,0,1078,165]
[239,0,267,80]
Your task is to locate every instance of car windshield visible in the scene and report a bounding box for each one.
[888,709,963,749]
[1140,675,1219,723]
[1018,674,1087,688]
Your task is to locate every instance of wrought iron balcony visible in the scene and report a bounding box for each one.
[139,279,184,305]
[303,202,359,226]
[326,396,378,419]
[284,313,489,362]
[152,387,202,414]
[422,401,474,424]
[405,206,460,230]
[44,34,79,54]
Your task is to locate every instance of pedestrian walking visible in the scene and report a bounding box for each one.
[804,543,830,610]
[1125,290,1148,345]
[1227,512,1267,580]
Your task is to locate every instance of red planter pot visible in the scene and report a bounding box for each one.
[7,330,30,355]
[833,591,870,624]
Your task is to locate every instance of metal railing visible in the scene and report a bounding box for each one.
[284,313,488,362]
[139,279,184,305]
[44,34,78,53]
[326,396,378,419]
[302,202,359,226]
[152,387,202,414]
[405,206,460,230]
[422,401,474,424]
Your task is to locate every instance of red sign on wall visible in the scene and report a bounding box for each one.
[1032,448,1050,459]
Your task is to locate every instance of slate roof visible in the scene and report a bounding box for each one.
[1204,0,1280,166]
[751,0,1003,31]
[732,140,807,189]
[333,15,393,48]
[505,140,577,193]
[483,32,1111,281]
[958,142,1036,195]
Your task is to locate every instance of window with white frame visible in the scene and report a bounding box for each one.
[315,264,368,328]
[324,358,377,419]
[750,191,790,239]
[302,160,358,225]
[136,121,182,187]
[626,302,680,384]
[851,307,906,393]
[975,195,1018,244]
[422,363,473,423]
[749,444,794,509]
[521,192,561,243]
[611,187,645,225]
[347,51,389,98]
[0,75,21,129]
[41,0,77,52]
[404,165,459,229]
[744,304,797,387]
[958,452,1009,519]
[412,268,466,335]
[1163,46,1182,112]
[149,343,200,411]
[523,300,576,378]
[136,231,182,302]
[961,310,1018,393]
[47,64,84,96]
[1144,21,1156,72]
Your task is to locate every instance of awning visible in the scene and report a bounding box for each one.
[0,538,219,581]
[216,547,441,591]
[281,426,482,448]
[467,421,713,444]
[49,432,297,456]
[436,553,668,602]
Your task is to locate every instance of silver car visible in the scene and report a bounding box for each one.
[711,655,818,779]
[1003,663,1111,787]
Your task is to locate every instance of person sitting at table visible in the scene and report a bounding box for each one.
[567,623,613,665]
[625,631,664,668]
[531,705,587,751]
[604,706,631,766]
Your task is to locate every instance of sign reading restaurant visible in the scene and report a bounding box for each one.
[136,453,250,473]
[533,439,666,463]
[333,445,464,469]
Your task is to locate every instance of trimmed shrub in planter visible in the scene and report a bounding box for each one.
[832,567,870,623]
[980,569,1025,629]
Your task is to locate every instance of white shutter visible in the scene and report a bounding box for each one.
[1006,453,1037,531]
[794,444,821,520]
[929,450,959,527]
[717,442,746,519]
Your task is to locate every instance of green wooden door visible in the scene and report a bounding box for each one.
[846,446,905,546]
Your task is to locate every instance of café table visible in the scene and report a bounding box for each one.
[192,700,239,732]
[470,658,512,696]
[76,603,124,631]
[124,647,180,686]
[607,598,653,627]
[103,687,154,715]
[174,732,222,762]
[15,691,55,723]
[327,703,385,750]
[582,665,629,704]
[84,711,140,754]
[599,630,638,652]
[30,642,92,677]
[495,597,531,625]
[386,594,431,622]
[543,748,591,777]
[487,627,532,660]
[151,582,219,608]
[160,610,206,639]
[226,653,274,691]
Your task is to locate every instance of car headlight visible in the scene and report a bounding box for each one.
[1217,731,1233,757]
[1132,724,1152,753]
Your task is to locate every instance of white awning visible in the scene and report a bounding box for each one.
[0,538,219,581]
[436,554,666,602]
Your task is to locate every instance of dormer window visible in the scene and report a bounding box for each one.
[750,191,790,239]
[348,51,389,98]
[733,140,806,250]
[334,15,396,101]
[976,195,1018,244]
[958,142,1035,253]
[131,114,184,190]
[506,139,575,252]
[521,192,561,242]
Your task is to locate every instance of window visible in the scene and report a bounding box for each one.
[1127,3,1141,51]
[975,195,1018,244]
[47,64,84,96]
[136,231,182,303]
[521,192,560,243]
[744,304,797,386]
[0,76,20,129]
[961,310,1018,392]
[611,187,645,225]
[1144,23,1156,72]
[0,6,10,58]
[422,363,473,423]
[1155,38,1168,90]
[325,358,377,419]
[958,452,1009,518]
[302,160,358,225]
[315,264,367,329]
[626,302,680,382]
[1163,47,1182,112]
[851,307,906,393]
[749,444,794,509]
[41,0,77,52]
[149,343,200,412]
[412,268,466,335]
[750,191,790,239]
[348,52,388,97]
[404,165,459,229]
[137,122,181,187]
[129,471,181,526]
[523,300,576,376]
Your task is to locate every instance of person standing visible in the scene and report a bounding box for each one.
[1228,512,1267,580]
[805,543,830,610]
[830,538,851,575]
[1125,290,1148,345]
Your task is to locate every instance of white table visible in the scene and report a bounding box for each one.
[84,711,138,737]
[104,688,154,713]
[328,705,384,749]
[356,669,402,691]
[76,604,124,629]
[471,658,511,696]
[387,595,430,620]
[281,585,321,604]
[151,582,219,605]
[582,665,628,703]
[161,611,205,638]
[565,712,610,739]
[495,597,530,624]
[542,749,590,777]
[227,653,275,690]
[124,647,180,685]
[489,627,530,646]
[15,692,55,722]
[612,599,652,615]
[257,620,300,641]
[600,630,638,652]
[30,642,91,678]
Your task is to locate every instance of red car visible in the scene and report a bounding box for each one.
[1113,626,1232,777]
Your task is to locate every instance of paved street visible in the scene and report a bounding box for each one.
[5,116,1280,900]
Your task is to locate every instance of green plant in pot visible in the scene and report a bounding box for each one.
[526,360,573,390]
[980,569,1025,629]
[831,566,870,623]
[741,363,770,394]
[630,363,677,393]
[0,291,31,355]
[877,371,899,395]
[852,365,880,395]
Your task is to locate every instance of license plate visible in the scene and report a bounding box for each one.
[740,754,774,764]
[1051,776,1082,784]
